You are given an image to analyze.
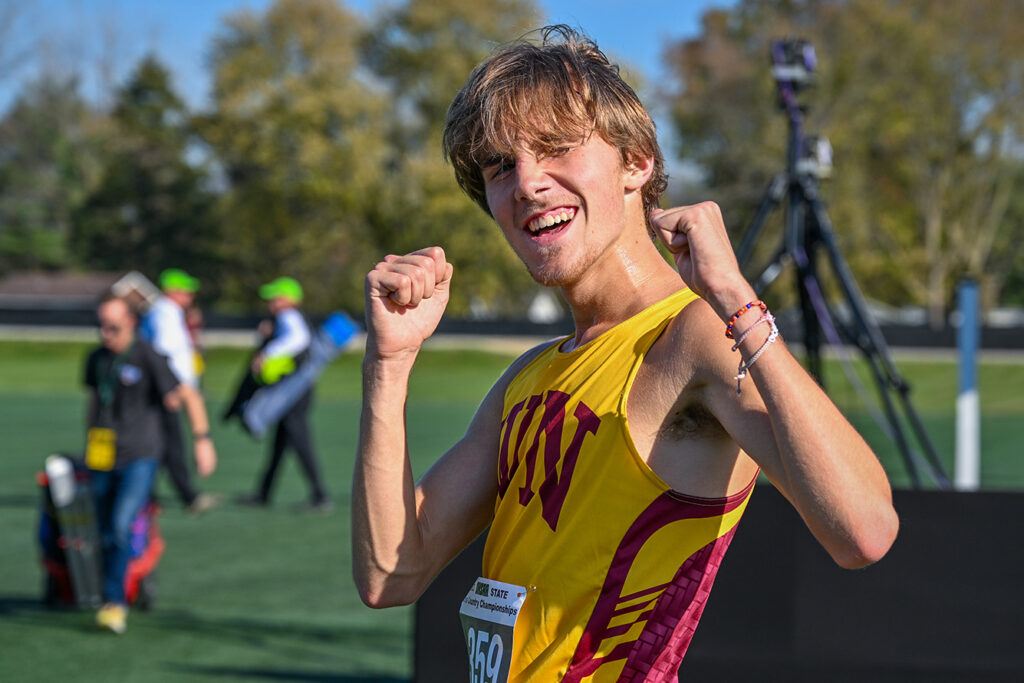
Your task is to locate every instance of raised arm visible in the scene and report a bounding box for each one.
[353,247,499,608]
[652,202,899,569]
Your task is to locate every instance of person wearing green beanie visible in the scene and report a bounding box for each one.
[238,277,331,512]
[140,268,221,515]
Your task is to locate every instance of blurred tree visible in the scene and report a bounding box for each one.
[198,0,391,313]
[664,0,1024,324]
[70,56,221,287]
[363,0,547,316]
[0,74,106,274]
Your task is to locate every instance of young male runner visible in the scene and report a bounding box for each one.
[353,26,898,680]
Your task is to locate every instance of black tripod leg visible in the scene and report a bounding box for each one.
[736,173,788,267]
[799,222,825,385]
[751,244,788,294]
[783,178,825,385]
[793,260,926,487]
[803,184,950,488]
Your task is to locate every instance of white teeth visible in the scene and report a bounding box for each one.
[528,209,574,233]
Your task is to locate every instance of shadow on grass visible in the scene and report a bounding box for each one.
[0,493,40,509]
[166,664,406,682]
[149,607,386,644]
[0,594,102,634]
[0,595,48,615]
[0,597,412,678]
[146,609,411,676]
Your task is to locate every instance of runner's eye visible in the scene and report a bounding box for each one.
[536,145,573,162]
[484,156,515,182]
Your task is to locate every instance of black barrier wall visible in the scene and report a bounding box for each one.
[414,486,1024,682]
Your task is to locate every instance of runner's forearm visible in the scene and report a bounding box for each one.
[353,355,432,607]
[734,320,898,568]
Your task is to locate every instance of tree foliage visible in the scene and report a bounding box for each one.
[70,56,220,286]
[362,0,544,316]
[3,0,1024,319]
[664,0,1024,321]
[197,0,393,312]
[0,74,106,274]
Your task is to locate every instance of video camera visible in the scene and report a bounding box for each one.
[770,38,816,89]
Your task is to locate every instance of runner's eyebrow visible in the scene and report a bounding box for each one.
[481,153,510,169]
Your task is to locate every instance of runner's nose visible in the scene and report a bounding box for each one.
[513,156,551,202]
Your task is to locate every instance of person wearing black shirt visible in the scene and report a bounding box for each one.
[84,295,217,634]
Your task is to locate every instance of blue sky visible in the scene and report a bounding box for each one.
[5,0,729,111]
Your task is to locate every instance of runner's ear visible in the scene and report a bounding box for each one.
[623,153,654,192]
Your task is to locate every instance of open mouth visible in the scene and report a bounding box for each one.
[526,208,576,236]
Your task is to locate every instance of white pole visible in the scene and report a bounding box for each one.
[954,279,981,490]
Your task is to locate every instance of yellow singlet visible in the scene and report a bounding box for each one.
[483,288,756,682]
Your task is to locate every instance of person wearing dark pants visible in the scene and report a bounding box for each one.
[239,277,332,512]
[140,268,221,515]
[254,388,328,507]
[158,409,198,504]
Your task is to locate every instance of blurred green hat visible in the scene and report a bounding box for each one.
[259,276,303,303]
[159,268,200,293]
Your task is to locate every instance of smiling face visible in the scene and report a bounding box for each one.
[483,133,651,287]
[443,27,667,234]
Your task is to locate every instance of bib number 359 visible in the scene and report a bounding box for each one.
[459,577,527,683]
[466,626,504,683]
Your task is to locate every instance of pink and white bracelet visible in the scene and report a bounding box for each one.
[731,312,779,394]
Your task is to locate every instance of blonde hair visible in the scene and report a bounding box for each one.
[443,25,667,221]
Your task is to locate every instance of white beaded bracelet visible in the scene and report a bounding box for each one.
[733,314,779,394]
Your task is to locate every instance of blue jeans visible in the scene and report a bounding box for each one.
[90,458,159,604]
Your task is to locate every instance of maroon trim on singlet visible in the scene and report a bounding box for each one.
[561,479,754,682]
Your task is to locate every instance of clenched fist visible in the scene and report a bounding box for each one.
[364,247,454,360]
[651,202,756,321]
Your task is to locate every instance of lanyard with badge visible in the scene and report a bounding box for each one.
[459,577,529,683]
[85,344,133,471]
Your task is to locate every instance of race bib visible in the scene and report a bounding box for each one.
[85,427,116,471]
[459,577,527,683]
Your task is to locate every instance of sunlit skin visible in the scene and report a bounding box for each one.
[97,299,137,354]
[482,136,647,287]
[482,134,679,348]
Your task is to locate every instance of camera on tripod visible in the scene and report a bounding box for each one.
[735,36,949,489]
[770,38,816,88]
[797,135,833,179]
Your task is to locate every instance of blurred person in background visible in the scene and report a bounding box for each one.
[85,294,217,633]
[140,268,221,515]
[238,277,332,512]
[185,303,206,382]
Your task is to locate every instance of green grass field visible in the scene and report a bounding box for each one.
[0,339,1020,681]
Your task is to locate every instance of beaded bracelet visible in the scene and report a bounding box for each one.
[734,314,779,394]
[725,300,768,339]
[731,313,774,352]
